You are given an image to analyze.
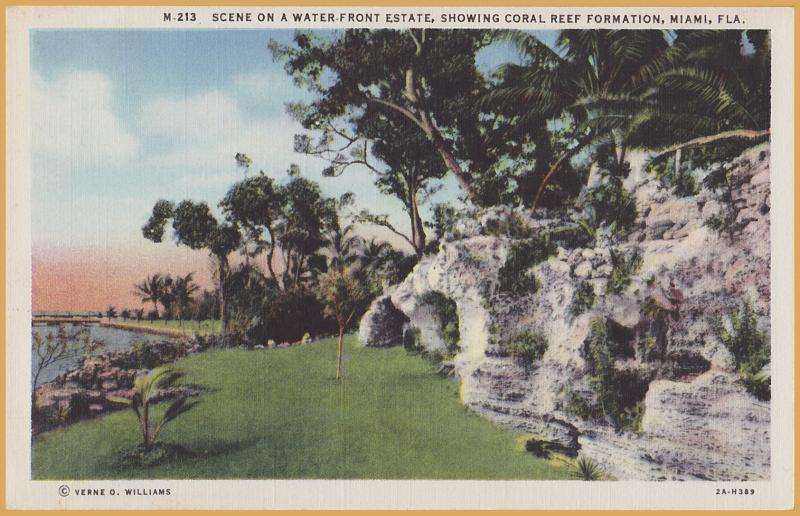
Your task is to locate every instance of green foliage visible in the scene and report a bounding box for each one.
[504,330,548,371]
[318,268,376,331]
[574,456,604,481]
[586,317,619,422]
[484,212,534,240]
[569,281,596,318]
[607,248,643,293]
[507,212,534,239]
[719,301,770,401]
[585,317,647,431]
[429,203,459,244]
[497,235,557,296]
[580,177,637,236]
[618,401,646,434]
[108,366,199,452]
[702,164,749,243]
[417,291,461,353]
[562,389,603,421]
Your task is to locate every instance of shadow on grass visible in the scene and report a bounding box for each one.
[110,438,260,471]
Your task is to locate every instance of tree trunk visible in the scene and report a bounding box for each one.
[410,191,426,257]
[217,256,229,334]
[532,133,595,209]
[336,327,345,380]
[651,128,770,160]
[143,403,150,450]
[266,230,279,287]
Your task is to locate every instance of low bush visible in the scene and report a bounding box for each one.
[607,248,643,293]
[569,281,596,318]
[562,389,603,421]
[497,235,557,296]
[504,330,548,371]
[579,177,637,236]
[719,301,770,401]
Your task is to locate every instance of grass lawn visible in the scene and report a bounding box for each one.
[32,335,575,480]
[108,319,222,336]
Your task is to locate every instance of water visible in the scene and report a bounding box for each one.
[31,324,174,386]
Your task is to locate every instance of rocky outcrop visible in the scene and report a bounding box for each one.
[33,338,199,434]
[360,144,771,480]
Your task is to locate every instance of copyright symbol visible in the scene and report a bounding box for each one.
[58,485,70,497]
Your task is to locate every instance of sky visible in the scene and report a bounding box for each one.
[30,29,554,311]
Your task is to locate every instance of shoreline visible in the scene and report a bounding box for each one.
[99,321,198,338]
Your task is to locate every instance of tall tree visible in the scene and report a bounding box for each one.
[294,108,447,256]
[220,173,339,290]
[143,200,241,332]
[219,172,284,285]
[272,29,496,204]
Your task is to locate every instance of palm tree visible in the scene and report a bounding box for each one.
[159,275,175,324]
[629,30,771,164]
[327,222,361,273]
[134,274,164,319]
[359,238,391,275]
[109,366,197,451]
[486,29,671,208]
[171,273,200,327]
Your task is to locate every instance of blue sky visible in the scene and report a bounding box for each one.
[30,29,554,251]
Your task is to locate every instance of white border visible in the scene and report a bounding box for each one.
[5,5,795,510]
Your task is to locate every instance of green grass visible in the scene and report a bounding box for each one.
[33,335,572,480]
[109,319,222,336]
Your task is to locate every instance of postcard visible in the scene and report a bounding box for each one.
[5,4,795,510]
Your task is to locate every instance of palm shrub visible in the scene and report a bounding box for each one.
[497,235,557,296]
[504,330,548,371]
[109,366,198,451]
[574,455,604,481]
[569,281,596,318]
[607,248,643,293]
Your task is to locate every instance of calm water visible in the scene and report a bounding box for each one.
[31,324,174,385]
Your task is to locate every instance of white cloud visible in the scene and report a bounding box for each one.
[137,88,412,235]
[232,70,296,109]
[32,70,139,167]
[139,90,300,175]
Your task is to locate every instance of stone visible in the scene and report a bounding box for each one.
[352,144,771,481]
[573,261,592,278]
[359,296,410,347]
[254,344,265,350]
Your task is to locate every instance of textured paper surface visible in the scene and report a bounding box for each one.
[6,5,795,509]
